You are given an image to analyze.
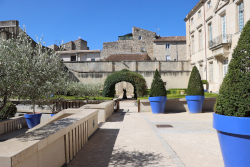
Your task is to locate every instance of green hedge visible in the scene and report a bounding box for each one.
[102,69,147,97]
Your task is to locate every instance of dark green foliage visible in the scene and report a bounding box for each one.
[186,66,204,96]
[0,101,17,120]
[149,69,167,97]
[102,69,147,97]
[214,20,250,117]
[202,80,208,84]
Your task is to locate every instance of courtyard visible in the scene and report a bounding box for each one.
[67,99,223,167]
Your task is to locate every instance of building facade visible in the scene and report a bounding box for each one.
[0,20,19,40]
[51,39,101,61]
[185,0,250,92]
[101,27,187,61]
[153,36,186,61]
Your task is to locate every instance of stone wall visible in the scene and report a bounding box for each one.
[64,61,191,91]
[101,27,156,60]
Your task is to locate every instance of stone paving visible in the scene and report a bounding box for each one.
[67,100,224,167]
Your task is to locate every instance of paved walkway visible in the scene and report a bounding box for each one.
[67,100,224,167]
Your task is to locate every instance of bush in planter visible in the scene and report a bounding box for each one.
[213,20,250,166]
[186,66,204,113]
[186,66,204,96]
[149,69,167,114]
[149,69,167,97]
[0,101,17,120]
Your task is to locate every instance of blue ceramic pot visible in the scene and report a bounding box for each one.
[213,113,250,167]
[185,95,204,113]
[149,96,167,114]
[24,113,42,129]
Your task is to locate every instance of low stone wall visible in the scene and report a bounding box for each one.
[139,98,216,113]
[82,101,114,123]
[0,108,99,167]
[0,116,27,135]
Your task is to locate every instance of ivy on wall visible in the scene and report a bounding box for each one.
[102,69,147,97]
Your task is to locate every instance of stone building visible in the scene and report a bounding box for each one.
[101,27,156,60]
[153,36,186,61]
[101,27,187,62]
[50,39,101,62]
[0,20,19,40]
[184,0,250,92]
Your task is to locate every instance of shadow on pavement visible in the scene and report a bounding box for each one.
[109,149,164,166]
[67,129,119,167]
[108,109,127,122]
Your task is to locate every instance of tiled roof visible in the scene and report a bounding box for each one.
[154,36,186,42]
[106,53,150,61]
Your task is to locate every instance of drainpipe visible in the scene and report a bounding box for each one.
[176,42,178,61]
[203,1,207,81]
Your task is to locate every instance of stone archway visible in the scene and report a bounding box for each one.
[102,69,147,97]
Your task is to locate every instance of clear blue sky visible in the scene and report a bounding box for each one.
[0,0,199,50]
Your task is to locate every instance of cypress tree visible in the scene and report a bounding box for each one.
[214,20,250,117]
[149,69,167,97]
[186,66,204,96]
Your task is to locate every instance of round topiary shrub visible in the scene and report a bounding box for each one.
[102,69,147,97]
[186,66,204,96]
[149,69,167,97]
[214,20,250,117]
[0,101,17,120]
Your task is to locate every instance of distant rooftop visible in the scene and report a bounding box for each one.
[154,36,186,42]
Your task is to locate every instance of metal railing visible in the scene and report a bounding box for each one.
[208,34,232,48]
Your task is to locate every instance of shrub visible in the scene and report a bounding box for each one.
[186,66,204,96]
[102,69,147,97]
[214,20,250,117]
[149,69,167,97]
[0,101,17,120]
[202,80,208,84]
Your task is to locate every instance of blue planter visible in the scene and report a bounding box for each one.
[213,113,250,167]
[149,96,167,114]
[185,95,204,113]
[51,114,55,117]
[24,113,42,129]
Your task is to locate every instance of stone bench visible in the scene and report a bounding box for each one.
[139,98,216,113]
[0,108,99,167]
[82,101,114,123]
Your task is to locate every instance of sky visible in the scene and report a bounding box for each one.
[0,0,199,50]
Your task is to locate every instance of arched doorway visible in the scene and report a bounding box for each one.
[102,69,147,98]
[115,81,134,97]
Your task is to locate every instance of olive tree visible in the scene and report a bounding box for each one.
[0,30,68,114]
[69,82,103,103]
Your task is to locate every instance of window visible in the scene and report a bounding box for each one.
[198,10,201,18]
[208,23,212,46]
[223,59,228,78]
[139,36,142,40]
[71,56,76,61]
[166,44,170,50]
[209,63,213,82]
[238,1,244,32]
[191,35,195,54]
[166,55,170,61]
[207,1,211,9]
[191,18,194,24]
[199,30,203,51]
[221,14,227,43]
[91,58,95,61]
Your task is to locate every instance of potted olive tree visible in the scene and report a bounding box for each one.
[213,20,250,167]
[186,66,204,113]
[1,31,67,128]
[149,69,167,114]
